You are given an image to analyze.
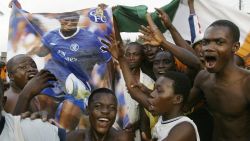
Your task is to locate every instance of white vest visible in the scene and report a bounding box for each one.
[152,116,200,141]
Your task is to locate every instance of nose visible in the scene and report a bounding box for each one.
[129,54,135,60]
[202,43,215,53]
[26,65,37,72]
[144,46,152,52]
[158,61,166,68]
[100,106,109,114]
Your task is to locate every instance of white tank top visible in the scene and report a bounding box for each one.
[152,116,200,141]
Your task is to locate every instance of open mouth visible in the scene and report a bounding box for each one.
[27,74,35,80]
[97,117,110,127]
[157,71,166,75]
[204,55,217,69]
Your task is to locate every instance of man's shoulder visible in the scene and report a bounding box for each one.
[194,70,210,84]
[43,29,59,38]
[66,129,86,141]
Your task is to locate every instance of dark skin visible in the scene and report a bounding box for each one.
[124,44,151,138]
[141,76,196,141]
[4,55,57,117]
[139,13,201,71]
[186,25,250,141]
[66,92,133,141]
[153,51,176,79]
[102,33,196,140]
[125,44,144,81]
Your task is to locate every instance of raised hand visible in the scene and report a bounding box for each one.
[139,13,166,46]
[101,34,125,60]
[155,8,172,29]
[22,70,56,99]
[21,110,49,122]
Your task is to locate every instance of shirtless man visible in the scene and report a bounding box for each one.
[4,54,58,117]
[186,20,250,141]
[66,88,133,141]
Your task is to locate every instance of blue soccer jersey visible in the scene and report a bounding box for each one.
[42,28,111,90]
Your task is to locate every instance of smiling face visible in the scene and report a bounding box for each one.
[125,44,143,70]
[153,51,175,78]
[88,92,117,136]
[202,26,239,73]
[7,55,38,89]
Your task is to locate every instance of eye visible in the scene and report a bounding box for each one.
[94,104,101,110]
[18,66,27,70]
[109,105,116,111]
[153,61,159,65]
[201,40,208,46]
[215,39,224,45]
[164,59,172,64]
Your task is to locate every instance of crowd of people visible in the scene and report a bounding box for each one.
[1,0,250,141]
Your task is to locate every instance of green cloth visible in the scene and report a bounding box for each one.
[113,0,180,32]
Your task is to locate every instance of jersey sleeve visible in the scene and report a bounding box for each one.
[20,118,66,141]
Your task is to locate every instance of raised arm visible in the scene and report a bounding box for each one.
[13,70,56,115]
[155,8,196,55]
[184,70,205,112]
[139,13,202,70]
[27,44,50,57]
[101,36,152,110]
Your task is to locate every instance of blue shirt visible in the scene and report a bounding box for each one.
[42,28,111,90]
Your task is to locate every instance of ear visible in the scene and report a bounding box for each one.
[86,106,89,115]
[8,73,14,81]
[232,42,240,53]
[173,95,183,104]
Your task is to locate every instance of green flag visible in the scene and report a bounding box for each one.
[113,0,180,32]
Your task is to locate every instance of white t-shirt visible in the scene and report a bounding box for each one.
[120,69,154,127]
[152,116,200,141]
[0,111,65,141]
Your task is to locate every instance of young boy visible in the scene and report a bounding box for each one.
[146,71,200,141]
[66,88,133,141]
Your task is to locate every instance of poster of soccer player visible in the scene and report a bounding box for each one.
[7,2,114,107]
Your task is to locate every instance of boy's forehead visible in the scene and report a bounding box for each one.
[91,93,116,103]
[204,26,231,39]
[156,76,174,86]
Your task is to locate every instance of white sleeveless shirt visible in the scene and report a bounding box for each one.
[152,116,200,141]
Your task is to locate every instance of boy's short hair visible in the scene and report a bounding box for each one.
[88,88,117,106]
[163,71,191,103]
[58,12,80,20]
[209,20,240,42]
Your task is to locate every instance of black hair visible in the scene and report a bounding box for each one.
[58,12,80,20]
[163,71,191,103]
[88,88,117,106]
[155,51,175,62]
[127,42,143,47]
[209,20,240,42]
[6,54,27,74]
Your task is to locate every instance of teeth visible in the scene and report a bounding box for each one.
[98,118,109,122]
[28,74,35,79]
